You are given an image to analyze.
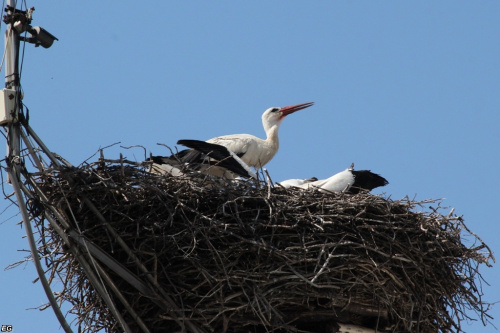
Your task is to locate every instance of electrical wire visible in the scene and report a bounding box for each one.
[0,0,7,71]
[0,29,11,73]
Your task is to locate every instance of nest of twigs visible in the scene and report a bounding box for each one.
[30,157,493,333]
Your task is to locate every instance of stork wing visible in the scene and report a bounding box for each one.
[349,170,388,194]
[177,139,256,179]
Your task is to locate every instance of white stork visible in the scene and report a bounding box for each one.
[201,102,314,169]
[151,102,314,177]
[278,164,388,194]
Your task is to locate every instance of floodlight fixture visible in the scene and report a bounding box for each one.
[28,26,58,48]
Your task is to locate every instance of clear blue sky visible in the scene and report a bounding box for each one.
[1,2,499,332]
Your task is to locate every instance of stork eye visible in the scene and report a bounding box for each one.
[270,108,280,113]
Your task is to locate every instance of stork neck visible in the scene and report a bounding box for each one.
[265,124,280,145]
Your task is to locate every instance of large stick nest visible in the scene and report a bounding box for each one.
[30,157,493,333]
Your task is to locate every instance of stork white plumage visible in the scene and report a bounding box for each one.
[151,102,314,178]
[279,164,388,194]
[277,177,318,188]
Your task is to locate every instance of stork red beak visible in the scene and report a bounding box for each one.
[280,102,314,117]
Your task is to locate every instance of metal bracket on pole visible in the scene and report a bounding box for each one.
[3,6,58,49]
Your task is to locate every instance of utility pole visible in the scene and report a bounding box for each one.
[3,2,57,166]
[1,2,70,332]
[3,1,21,167]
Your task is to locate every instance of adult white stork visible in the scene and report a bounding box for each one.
[201,102,314,168]
[278,164,388,194]
[151,102,314,177]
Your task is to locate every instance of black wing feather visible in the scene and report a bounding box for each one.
[177,139,254,178]
[349,170,389,194]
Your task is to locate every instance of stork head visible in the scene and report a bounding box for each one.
[261,102,314,132]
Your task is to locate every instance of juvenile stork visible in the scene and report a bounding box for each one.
[279,164,388,194]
